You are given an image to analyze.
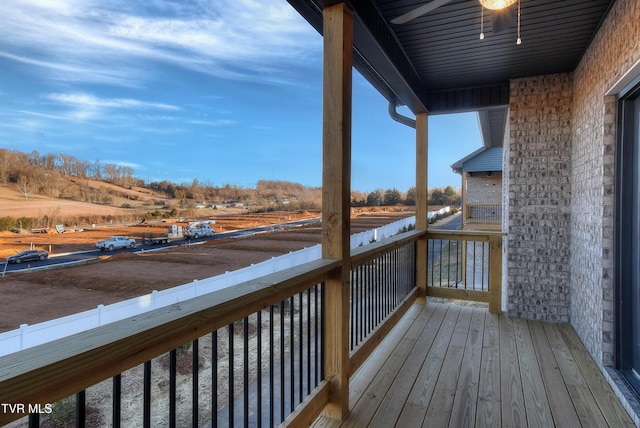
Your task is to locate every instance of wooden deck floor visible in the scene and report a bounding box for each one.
[312,299,634,427]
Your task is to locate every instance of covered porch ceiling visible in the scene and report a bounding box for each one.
[286,0,616,147]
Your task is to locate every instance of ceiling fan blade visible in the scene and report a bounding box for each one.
[391,0,455,24]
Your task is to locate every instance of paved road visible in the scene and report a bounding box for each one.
[2,217,322,275]
[425,212,464,269]
[3,214,460,274]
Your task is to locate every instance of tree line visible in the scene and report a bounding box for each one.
[0,148,460,208]
[351,186,460,207]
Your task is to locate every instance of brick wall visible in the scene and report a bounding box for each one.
[466,174,502,204]
[569,0,639,368]
[505,0,639,369]
[506,74,573,322]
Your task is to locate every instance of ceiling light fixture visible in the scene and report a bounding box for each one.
[479,0,522,44]
[479,0,517,10]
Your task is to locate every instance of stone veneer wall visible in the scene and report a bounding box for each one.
[505,0,639,369]
[569,0,639,368]
[506,73,573,322]
[466,174,502,204]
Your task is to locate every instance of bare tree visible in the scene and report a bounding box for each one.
[0,149,14,186]
[17,176,31,200]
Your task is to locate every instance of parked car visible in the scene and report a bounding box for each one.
[95,236,136,251]
[6,249,49,264]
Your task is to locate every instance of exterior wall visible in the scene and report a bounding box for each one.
[465,174,502,204]
[504,0,640,419]
[570,0,640,369]
[506,73,573,322]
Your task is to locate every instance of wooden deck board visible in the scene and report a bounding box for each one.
[558,323,636,428]
[542,322,609,427]
[528,320,581,426]
[312,300,634,427]
[499,313,527,427]
[368,302,448,427]
[476,310,501,427]
[336,300,438,427]
[395,304,461,427]
[513,317,554,426]
[448,307,484,428]
[423,304,472,426]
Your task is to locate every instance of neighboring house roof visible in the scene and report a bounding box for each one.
[451,147,503,174]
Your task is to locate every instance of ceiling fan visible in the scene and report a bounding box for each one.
[391,0,518,25]
[390,0,454,25]
[390,0,521,43]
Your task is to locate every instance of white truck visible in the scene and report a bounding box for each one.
[95,236,136,251]
[185,225,214,239]
[145,225,184,245]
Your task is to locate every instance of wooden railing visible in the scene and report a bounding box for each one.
[426,229,504,313]
[0,228,501,426]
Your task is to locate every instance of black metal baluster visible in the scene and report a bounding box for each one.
[307,288,312,395]
[212,330,218,428]
[244,317,249,428]
[269,305,275,428]
[298,292,303,404]
[169,349,177,428]
[320,283,325,381]
[376,255,381,324]
[229,323,234,428]
[392,249,397,309]
[358,266,363,345]
[381,254,385,320]
[350,269,355,351]
[192,338,199,428]
[143,361,151,428]
[257,311,262,428]
[75,390,85,427]
[280,300,285,423]
[289,296,295,412]
[448,239,452,286]
[28,412,39,428]
[113,374,121,428]
[314,285,320,386]
[374,253,389,320]
[456,240,461,286]
[429,238,434,286]
[368,261,373,335]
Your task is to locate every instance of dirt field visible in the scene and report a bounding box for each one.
[0,209,414,332]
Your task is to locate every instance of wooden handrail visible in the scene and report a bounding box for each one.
[350,229,425,268]
[427,229,506,241]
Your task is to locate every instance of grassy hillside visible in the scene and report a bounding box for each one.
[0,180,173,230]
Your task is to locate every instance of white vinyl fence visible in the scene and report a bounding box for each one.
[0,209,449,356]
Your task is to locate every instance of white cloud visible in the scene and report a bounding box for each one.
[46,93,180,111]
[0,0,321,86]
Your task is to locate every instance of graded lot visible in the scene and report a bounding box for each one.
[0,209,414,332]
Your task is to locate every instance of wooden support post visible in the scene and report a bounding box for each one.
[488,236,502,313]
[461,171,468,229]
[415,112,428,303]
[321,2,352,420]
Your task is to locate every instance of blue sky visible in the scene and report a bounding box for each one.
[0,0,482,192]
